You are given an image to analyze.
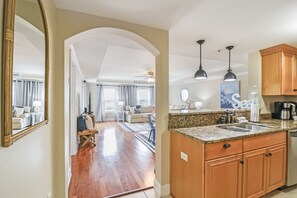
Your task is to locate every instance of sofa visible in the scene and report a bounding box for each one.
[12,106,32,130]
[125,105,154,123]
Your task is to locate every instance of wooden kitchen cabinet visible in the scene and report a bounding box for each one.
[242,148,267,198]
[242,144,287,198]
[170,131,287,198]
[260,44,297,96]
[205,154,242,198]
[266,144,286,193]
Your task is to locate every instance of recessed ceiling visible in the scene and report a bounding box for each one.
[55,0,297,84]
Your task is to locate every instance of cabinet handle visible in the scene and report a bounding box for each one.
[293,89,297,92]
[223,143,231,148]
[265,153,270,157]
[269,153,272,157]
[240,160,244,164]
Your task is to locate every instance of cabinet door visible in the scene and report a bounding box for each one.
[262,52,282,95]
[242,148,267,198]
[282,52,297,95]
[266,144,287,193]
[205,154,242,198]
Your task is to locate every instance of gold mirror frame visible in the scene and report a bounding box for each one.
[1,0,49,147]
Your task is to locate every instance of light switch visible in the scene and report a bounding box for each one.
[181,151,188,162]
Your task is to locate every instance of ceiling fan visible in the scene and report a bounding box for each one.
[135,71,155,82]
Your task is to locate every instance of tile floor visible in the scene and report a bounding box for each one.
[262,185,297,198]
[120,188,171,198]
[121,185,297,198]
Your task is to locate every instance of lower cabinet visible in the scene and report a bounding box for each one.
[266,144,287,193]
[242,148,267,198]
[170,131,287,198]
[205,154,242,198]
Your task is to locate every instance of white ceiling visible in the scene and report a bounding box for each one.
[55,0,297,84]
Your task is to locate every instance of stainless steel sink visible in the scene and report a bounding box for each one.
[217,124,273,132]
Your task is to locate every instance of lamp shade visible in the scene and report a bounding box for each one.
[194,67,208,79]
[33,100,41,107]
[224,70,237,81]
[195,102,203,109]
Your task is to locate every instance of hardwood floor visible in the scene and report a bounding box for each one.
[69,122,155,198]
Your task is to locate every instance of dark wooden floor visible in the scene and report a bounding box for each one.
[68,122,155,198]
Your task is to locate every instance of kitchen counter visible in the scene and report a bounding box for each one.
[172,119,297,143]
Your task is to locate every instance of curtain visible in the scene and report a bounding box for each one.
[12,79,44,107]
[94,84,105,122]
[148,85,155,106]
[117,85,138,106]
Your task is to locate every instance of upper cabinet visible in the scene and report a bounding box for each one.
[260,44,297,96]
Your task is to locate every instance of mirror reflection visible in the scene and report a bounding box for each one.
[180,88,189,102]
[12,0,45,135]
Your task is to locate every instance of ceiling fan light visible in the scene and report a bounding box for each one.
[147,77,155,82]
[194,67,208,79]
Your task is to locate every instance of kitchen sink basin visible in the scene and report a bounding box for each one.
[217,124,273,132]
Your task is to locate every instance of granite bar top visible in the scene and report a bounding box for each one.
[168,109,249,116]
[172,119,297,144]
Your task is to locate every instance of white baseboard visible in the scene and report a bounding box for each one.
[154,179,170,197]
[67,167,72,187]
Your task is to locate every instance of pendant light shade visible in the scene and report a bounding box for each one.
[224,46,237,81]
[194,40,208,80]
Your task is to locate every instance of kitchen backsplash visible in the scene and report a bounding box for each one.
[168,110,272,129]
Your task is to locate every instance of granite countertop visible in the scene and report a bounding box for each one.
[169,109,249,116]
[172,119,297,144]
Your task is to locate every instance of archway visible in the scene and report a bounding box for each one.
[63,27,168,197]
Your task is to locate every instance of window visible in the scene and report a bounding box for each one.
[138,88,148,106]
[137,86,154,106]
[103,87,116,111]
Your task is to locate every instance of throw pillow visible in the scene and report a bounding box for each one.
[129,106,135,114]
[14,107,25,117]
[135,108,142,114]
[24,106,31,113]
[84,114,93,129]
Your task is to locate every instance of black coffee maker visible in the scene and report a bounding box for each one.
[272,102,293,120]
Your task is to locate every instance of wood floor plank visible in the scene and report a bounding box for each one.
[69,122,155,198]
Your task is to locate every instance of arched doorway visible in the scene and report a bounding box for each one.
[63,27,168,197]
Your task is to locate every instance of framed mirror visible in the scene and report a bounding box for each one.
[1,0,48,147]
[180,88,189,102]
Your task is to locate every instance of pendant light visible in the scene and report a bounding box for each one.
[224,45,237,81]
[194,40,208,80]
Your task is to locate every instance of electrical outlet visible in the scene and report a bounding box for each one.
[180,151,188,162]
[47,192,52,198]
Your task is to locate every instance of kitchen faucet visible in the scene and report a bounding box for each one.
[184,100,193,110]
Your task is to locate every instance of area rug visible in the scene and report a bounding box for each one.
[134,131,155,153]
[118,122,151,132]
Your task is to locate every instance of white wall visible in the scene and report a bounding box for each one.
[169,73,248,110]
[0,0,56,197]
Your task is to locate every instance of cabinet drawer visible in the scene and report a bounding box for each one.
[205,139,243,160]
[243,131,286,152]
